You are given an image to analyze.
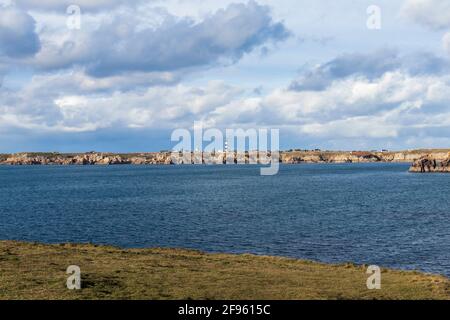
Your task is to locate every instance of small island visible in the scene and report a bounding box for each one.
[410,154,450,173]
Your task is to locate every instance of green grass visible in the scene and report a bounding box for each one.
[0,241,448,300]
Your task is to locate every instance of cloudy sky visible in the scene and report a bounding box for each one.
[1,0,450,152]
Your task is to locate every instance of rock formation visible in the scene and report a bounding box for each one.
[409,154,450,173]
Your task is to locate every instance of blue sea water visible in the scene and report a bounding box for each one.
[0,163,449,276]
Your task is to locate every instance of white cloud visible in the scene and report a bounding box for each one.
[2,67,450,147]
[300,117,399,139]
[402,0,450,29]
[24,69,181,94]
[30,1,289,77]
[0,78,247,132]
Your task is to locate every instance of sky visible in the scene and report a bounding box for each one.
[1,0,450,152]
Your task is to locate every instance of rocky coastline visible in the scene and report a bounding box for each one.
[1,149,449,166]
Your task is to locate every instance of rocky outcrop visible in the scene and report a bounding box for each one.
[409,155,450,173]
[2,153,133,165]
[70,154,132,165]
[381,151,449,163]
[283,151,385,164]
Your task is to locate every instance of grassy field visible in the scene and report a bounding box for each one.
[0,241,448,300]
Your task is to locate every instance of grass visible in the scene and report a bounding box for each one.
[0,241,448,300]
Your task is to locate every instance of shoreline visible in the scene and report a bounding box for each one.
[1,149,449,165]
[1,241,448,300]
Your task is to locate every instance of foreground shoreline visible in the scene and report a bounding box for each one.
[0,241,448,300]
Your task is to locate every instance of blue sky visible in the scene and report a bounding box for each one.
[1,0,450,152]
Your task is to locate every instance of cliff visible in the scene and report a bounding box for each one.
[1,149,449,166]
[0,152,172,165]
